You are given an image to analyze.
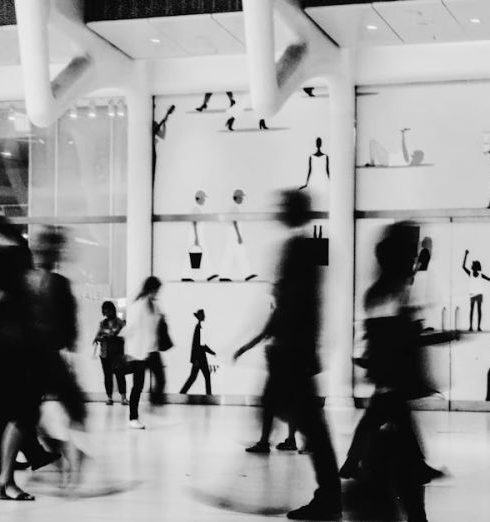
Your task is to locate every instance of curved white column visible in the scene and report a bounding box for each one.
[242,0,338,118]
[126,62,153,300]
[14,0,132,127]
[326,50,356,398]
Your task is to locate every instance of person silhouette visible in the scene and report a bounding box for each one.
[462,249,490,332]
[180,309,216,394]
[249,189,341,520]
[196,92,235,112]
[340,222,433,522]
[300,137,330,210]
[152,104,175,184]
[219,189,257,282]
[181,191,218,282]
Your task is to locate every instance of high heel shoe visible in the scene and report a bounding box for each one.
[259,119,269,130]
[225,117,235,131]
[0,485,35,501]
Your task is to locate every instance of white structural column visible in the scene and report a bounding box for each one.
[126,61,153,300]
[326,49,356,397]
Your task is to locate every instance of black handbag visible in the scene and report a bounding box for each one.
[157,314,173,352]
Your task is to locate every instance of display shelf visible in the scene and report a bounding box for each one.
[153,211,329,222]
[164,279,272,284]
[356,164,435,169]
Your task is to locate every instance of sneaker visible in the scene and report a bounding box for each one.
[121,397,129,406]
[105,398,114,405]
[287,501,342,520]
[129,420,145,430]
[245,441,270,454]
[276,438,297,451]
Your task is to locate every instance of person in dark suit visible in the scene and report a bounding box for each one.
[180,309,216,395]
[254,190,341,520]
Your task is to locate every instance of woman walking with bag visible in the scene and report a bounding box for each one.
[121,277,167,429]
[93,301,128,405]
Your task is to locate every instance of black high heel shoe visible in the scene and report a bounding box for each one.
[259,119,269,130]
[0,485,35,501]
[225,117,235,131]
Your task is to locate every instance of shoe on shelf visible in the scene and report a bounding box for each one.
[129,420,146,430]
[276,438,297,451]
[287,500,341,520]
[121,397,129,406]
[245,441,270,454]
[106,398,114,405]
[31,451,62,471]
[245,274,258,281]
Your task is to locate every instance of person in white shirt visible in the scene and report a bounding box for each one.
[121,276,163,429]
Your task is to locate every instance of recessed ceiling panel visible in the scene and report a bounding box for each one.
[444,0,490,40]
[211,11,300,56]
[307,4,402,47]
[375,0,466,43]
[0,26,19,65]
[88,19,189,59]
[149,14,244,56]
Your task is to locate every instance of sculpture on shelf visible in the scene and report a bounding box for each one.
[299,137,330,211]
[181,191,218,282]
[152,103,175,184]
[367,128,425,168]
[218,189,257,282]
[462,249,490,332]
[224,94,269,132]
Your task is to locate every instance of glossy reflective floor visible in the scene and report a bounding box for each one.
[1,402,489,521]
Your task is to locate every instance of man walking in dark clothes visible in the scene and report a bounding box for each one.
[267,190,341,520]
[180,309,216,395]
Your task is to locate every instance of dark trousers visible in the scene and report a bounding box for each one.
[180,361,211,394]
[292,380,341,511]
[100,357,126,398]
[345,392,427,521]
[147,352,165,404]
[128,361,146,420]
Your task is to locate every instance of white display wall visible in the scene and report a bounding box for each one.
[355,80,490,408]
[153,88,333,396]
[356,82,490,211]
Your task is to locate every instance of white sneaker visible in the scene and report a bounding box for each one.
[129,420,145,430]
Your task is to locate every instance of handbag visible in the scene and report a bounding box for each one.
[157,314,173,352]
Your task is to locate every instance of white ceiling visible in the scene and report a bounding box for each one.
[1,0,490,66]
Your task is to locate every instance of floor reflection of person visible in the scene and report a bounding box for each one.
[180,309,216,395]
[92,301,128,406]
[340,222,435,522]
[462,249,490,332]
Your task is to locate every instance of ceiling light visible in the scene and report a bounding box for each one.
[150,38,161,44]
[366,24,378,31]
[107,99,116,118]
[1,151,12,158]
[470,18,481,24]
[88,100,97,119]
[68,105,78,119]
[7,105,15,121]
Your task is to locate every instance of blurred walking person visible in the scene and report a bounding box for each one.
[341,222,430,522]
[121,276,166,429]
[252,190,341,520]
